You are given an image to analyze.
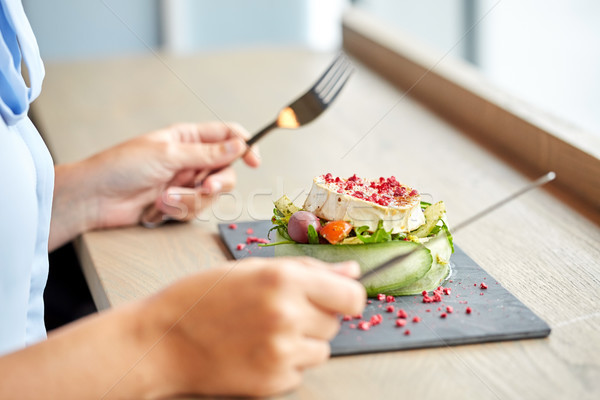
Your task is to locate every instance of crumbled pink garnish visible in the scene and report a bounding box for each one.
[246,236,270,244]
[386,305,395,313]
[358,321,371,331]
[397,309,408,319]
[342,315,352,321]
[404,329,411,335]
[446,306,454,314]
[320,174,419,208]
[386,295,396,303]
[228,223,238,230]
[370,314,383,326]
[440,312,447,318]
[412,316,421,323]
[377,293,386,301]
[480,282,488,289]
[396,319,407,327]
[236,243,246,251]
[246,228,254,235]
[466,307,472,314]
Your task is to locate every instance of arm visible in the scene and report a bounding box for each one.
[49,122,259,251]
[0,258,366,398]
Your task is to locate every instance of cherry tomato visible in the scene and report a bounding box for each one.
[320,220,353,244]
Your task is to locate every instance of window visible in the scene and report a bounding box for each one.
[354,0,600,138]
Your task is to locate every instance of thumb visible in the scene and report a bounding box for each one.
[177,137,247,170]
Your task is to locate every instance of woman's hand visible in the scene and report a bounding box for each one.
[0,258,366,399]
[50,122,259,250]
[136,257,366,398]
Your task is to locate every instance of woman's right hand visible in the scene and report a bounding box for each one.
[132,257,366,398]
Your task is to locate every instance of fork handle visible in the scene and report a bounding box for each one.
[246,121,278,147]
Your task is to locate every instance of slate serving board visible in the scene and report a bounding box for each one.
[218,220,550,356]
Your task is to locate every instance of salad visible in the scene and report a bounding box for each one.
[267,174,454,296]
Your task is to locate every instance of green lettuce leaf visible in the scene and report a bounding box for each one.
[355,220,392,244]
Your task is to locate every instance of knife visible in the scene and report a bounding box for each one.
[358,171,556,283]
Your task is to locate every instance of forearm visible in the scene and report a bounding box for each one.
[49,161,99,251]
[0,302,170,399]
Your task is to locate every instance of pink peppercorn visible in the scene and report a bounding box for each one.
[236,243,246,251]
[386,305,395,313]
[412,316,421,323]
[228,223,238,230]
[480,282,488,289]
[396,319,407,327]
[342,315,352,321]
[440,313,447,318]
[246,228,254,235]
[386,295,396,303]
[446,306,454,314]
[397,309,408,319]
[404,329,411,335]
[466,307,472,314]
[377,293,386,301]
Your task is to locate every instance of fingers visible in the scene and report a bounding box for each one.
[174,121,250,143]
[155,187,196,221]
[300,305,341,340]
[295,259,366,317]
[197,166,236,194]
[292,337,331,369]
[168,122,261,170]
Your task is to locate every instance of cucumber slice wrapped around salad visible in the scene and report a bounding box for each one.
[267,176,454,296]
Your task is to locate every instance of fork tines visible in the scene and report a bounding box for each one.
[313,53,354,105]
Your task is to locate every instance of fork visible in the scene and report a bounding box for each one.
[141,52,354,228]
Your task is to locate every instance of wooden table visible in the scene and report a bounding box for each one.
[33,28,600,400]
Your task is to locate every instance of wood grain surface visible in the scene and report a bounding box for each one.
[32,43,600,399]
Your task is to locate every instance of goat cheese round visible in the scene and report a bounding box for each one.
[303,174,425,234]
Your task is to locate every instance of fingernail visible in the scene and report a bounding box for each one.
[250,144,260,159]
[224,139,244,155]
[167,190,182,202]
[332,260,360,273]
[210,180,223,193]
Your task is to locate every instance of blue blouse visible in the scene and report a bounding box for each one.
[0,0,52,355]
